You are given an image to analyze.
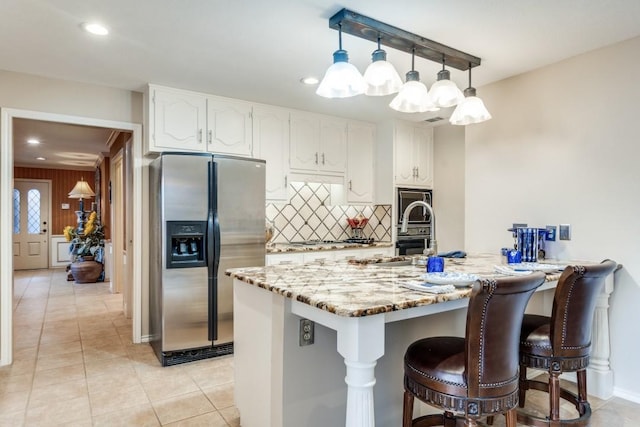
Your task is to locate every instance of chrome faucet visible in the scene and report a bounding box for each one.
[400,201,437,256]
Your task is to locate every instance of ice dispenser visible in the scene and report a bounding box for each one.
[166,221,206,268]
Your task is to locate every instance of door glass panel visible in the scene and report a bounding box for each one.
[13,189,20,234]
[27,189,41,234]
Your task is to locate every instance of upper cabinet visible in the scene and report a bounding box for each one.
[393,121,434,188]
[253,106,290,202]
[148,86,207,152]
[346,121,375,204]
[206,98,252,156]
[146,84,252,157]
[147,84,379,205]
[290,112,346,175]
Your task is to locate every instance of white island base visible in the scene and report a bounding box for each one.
[233,279,552,427]
[232,265,615,427]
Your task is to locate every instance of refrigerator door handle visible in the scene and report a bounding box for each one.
[207,160,220,342]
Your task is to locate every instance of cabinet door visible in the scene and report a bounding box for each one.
[394,122,416,186]
[151,87,207,152]
[253,106,290,202]
[266,253,303,265]
[207,98,252,156]
[413,126,434,188]
[290,112,320,171]
[347,122,375,203]
[319,118,347,173]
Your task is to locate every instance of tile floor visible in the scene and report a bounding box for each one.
[2,268,639,426]
[1,268,239,426]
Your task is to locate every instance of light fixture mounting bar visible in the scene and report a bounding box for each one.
[328,8,481,71]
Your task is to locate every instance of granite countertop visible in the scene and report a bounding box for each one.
[227,253,568,317]
[266,241,393,254]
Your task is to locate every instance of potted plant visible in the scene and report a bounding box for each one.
[63,211,105,283]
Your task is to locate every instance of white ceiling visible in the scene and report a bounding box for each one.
[4,0,640,169]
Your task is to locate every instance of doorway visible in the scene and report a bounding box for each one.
[12,179,51,270]
[0,108,144,366]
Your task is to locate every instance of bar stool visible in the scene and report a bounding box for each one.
[402,273,546,427]
[517,260,617,427]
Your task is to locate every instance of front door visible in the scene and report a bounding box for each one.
[13,179,50,270]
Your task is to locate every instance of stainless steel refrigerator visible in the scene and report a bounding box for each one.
[149,152,265,366]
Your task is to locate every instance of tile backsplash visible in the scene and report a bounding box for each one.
[266,182,392,243]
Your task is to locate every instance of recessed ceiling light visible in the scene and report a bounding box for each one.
[300,77,319,85]
[27,138,40,144]
[82,22,109,36]
[36,157,46,161]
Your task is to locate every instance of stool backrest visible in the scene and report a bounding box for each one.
[465,273,546,397]
[550,260,617,357]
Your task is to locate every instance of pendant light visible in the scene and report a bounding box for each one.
[429,55,464,108]
[449,64,492,125]
[363,36,403,96]
[316,23,367,98]
[389,48,438,113]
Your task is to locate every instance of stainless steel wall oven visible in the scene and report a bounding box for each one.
[396,188,433,255]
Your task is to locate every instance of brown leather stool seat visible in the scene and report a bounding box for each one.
[517,260,617,427]
[403,273,546,427]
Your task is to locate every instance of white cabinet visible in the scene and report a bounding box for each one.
[146,85,253,157]
[346,121,375,203]
[148,85,207,152]
[290,112,346,174]
[266,252,303,265]
[206,97,252,156]
[253,106,290,202]
[267,246,394,266]
[394,121,434,188]
[303,251,336,264]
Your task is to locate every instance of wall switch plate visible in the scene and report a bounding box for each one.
[61,203,70,209]
[559,224,571,240]
[299,319,314,346]
[545,225,557,241]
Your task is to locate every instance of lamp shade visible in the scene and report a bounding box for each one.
[449,88,492,125]
[429,69,464,108]
[316,50,367,98]
[363,49,403,96]
[68,179,95,199]
[389,71,438,113]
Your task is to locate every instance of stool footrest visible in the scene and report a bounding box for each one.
[517,379,592,427]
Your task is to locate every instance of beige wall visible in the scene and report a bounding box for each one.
[464,36,640,400]
[0,70,142,124]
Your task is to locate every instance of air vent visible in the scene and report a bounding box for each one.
[424,116,445,123]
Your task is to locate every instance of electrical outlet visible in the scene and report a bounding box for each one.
[299,319,314,346]
[545,225,557,241]
[559,224,571,241]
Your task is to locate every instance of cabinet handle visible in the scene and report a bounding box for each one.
[321,153,325,165]
[198,129,203,143]
[415,166,419,178]
[315,152,318,164]
[349,180,352,190]
[284,175,288,187]
[208,130,212,144]
[412,167,416,177]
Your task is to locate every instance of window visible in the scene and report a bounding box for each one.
[13,189,20,234]
[27,189,41,234]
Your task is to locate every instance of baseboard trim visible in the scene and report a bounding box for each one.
[613,387,640,404]
[140,334,152,343]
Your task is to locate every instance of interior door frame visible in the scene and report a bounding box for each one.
[13,178,52,269]
[0,108,144,366]
[110,149,125,295]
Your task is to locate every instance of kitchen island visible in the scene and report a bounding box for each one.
[227,254,615,427]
